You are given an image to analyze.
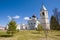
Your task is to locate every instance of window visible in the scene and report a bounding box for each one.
[31,23,32,25]
[29,23,30,25]
[42,12,45,16]
[34,23,35,24]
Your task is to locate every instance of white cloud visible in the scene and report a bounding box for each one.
[24,17,29,20]
[7,15,20,20]
[7,16,12,20]
[13,15,20,19]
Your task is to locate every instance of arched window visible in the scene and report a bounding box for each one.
[34,23,35,24]
[42,12,45,16]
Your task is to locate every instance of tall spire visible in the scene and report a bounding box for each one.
[42,5,47,10]
[41,0,47,10]
[42,0,44,6]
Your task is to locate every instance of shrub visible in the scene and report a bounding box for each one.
[7,19,17,35]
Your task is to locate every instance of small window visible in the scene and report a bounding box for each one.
[31,23,32,25]
[34,23,35,24]
[29,23,30,25]
[42,12,45,16]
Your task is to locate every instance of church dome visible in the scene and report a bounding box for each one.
[32,14,36,18]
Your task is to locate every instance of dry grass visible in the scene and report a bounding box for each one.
[0,30,60,40]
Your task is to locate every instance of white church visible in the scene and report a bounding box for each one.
[27,15,40,30]
[27,5,50,30]
[6,4,50,30]
[40,5,50,30]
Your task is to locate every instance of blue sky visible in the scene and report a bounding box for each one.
[0,0,60,27]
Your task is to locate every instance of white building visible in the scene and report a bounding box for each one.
[0,26,5,30]
[27,15,40,30]
[17,24,27,30]
[6,24,27,30]
[40,5,50,30]
[6,5,50,30]
[16,24,20,30]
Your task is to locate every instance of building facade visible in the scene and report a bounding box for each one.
[6,24,27,30]
[40,5,50,30]
[0,26,5,30]
[27,15,40,30]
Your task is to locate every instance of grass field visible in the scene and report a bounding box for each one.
[0,30,60,40]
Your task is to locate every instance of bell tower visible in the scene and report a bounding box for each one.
[40,5,50,30]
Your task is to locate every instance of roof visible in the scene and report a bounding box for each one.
[41,5,47,10]
[32,14,36,18]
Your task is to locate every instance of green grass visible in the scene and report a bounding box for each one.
[0,30,60,40]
